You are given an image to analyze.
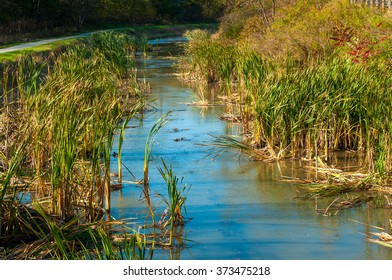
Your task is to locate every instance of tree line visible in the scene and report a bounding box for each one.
[0,0,225,34]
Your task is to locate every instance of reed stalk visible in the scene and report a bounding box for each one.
[138,34,149,58]
[143,112,170,224]
[0,140,27,239]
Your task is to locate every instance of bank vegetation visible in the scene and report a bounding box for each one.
[179,0,392,192]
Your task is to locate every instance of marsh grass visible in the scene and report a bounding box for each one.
[180,28,392,190]
[0,31,161,258]
[0,138,28,241]
[3,202,149,260]
[180,29,238,84]
[250,58,392,169]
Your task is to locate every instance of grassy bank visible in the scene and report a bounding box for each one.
[179,1,392,190]
[0,38,78,62]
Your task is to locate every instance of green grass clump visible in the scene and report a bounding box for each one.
[252,58,392,163]
[181,29,238,84]
[158,159,189,246]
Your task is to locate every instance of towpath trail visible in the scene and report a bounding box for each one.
[0,32,93,54]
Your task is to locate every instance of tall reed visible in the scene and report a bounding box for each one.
[143,112,170,225]
[157,159,189,246]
